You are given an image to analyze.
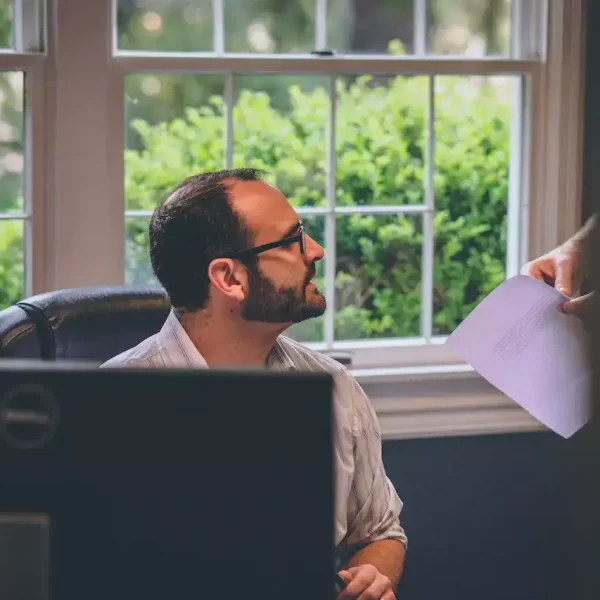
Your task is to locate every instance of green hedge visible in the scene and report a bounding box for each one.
[1,74,510,343]
[125,74,509,341]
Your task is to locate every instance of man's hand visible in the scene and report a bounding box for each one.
[521,239,583,297]
[337,564,395,600]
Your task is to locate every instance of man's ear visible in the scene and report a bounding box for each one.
[207,258,247,303]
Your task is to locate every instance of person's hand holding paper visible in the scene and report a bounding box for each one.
[522,215,596,321]
[447,275,591,438]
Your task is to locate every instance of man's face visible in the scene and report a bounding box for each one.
[229,181,326,325]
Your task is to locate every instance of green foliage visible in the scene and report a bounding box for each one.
[0,220,23,308]
[124,73,510,340]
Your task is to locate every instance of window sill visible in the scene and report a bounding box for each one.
[353,366,545,440]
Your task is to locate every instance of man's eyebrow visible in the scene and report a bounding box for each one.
[279,220,302,240]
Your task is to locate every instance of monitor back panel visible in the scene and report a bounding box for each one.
[0,368,334,600]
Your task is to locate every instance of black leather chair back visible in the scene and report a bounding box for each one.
[0,286,170,362]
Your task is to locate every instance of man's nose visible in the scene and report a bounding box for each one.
[305,235,325,263]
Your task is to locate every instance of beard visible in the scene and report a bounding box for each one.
[241,263,327,324]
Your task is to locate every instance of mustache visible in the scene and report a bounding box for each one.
[304,264,317,286]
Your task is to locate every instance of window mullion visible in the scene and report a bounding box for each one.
[420,74,435,341]
[512,0,548,60]
[212,0,225,54]
[414,0,427,56]
[13,0,44,53]
[506,75,526,277]
[324,74,336,348]
[225,72,234,168]
[315,0,327,51]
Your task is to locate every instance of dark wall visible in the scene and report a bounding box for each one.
[382,431,578,600]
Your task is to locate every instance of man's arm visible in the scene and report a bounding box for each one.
[337,376,407,598]
[341,539,406,589]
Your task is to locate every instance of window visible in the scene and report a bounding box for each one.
[0,0,44,310]
[2,0,588,436]
[117,0,542,369]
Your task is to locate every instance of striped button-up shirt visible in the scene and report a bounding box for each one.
[101,311,407,558]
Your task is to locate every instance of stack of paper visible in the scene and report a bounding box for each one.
[447,275,591,438]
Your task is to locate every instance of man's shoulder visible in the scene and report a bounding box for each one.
[100,333,162,368]
[276,335,352,379]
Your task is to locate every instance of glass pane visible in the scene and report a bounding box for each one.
[117,0,214,52]
[125,74,226,211]
[327,0,414,55]
[0,1,11,49]
[433,75,515,335]
[286,215,325,343]
[427,0,511,56]
[336,75,427,207]
[233,75,329,208]
[335,213,422,340]
[225,0,315,53]
[0,72,24,214]
[125,217,156,286]
[0,219,24,309]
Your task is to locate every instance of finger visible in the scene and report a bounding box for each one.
[339,567,377,600]
[522,258,556,286]
[380,590,396,600]
[356,575,392,600]
[521,261,544,280]
[337,570,353,586]
[554,256,574,296]
[562,292,595,317]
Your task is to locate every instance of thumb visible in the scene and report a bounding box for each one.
[554,258,573,296]
[562,292,595,317]
[337,570,353,586]
[338,570,354,587]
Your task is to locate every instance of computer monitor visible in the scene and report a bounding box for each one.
[0,364,334,600]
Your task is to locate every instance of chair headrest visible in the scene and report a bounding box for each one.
[0,285,170,362]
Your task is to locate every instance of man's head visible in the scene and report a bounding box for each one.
[149,169,326,326]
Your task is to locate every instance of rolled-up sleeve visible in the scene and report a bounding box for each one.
[343,376,407,549]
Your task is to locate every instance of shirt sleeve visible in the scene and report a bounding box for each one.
[343,375,407,550]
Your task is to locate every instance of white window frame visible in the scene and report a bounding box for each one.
[23,0,588,438]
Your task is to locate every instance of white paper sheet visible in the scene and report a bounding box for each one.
[446,275,591,438]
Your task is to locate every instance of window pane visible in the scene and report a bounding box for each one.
[427,0,511,56]
[335,213,422,340]
[327,0,414,55]
[117,0,213,52]
[433,75,515,335]
[0,219,24,309]
[125,74,226,211]
[0,72,24,213]
[125,217,156,285]
[233,75,329,208]
[0,1,11,48]
[336,75,427,207]
[225,0,315,53]
[286,215,325,343]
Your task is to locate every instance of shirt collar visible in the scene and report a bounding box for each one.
[157,310,208,368]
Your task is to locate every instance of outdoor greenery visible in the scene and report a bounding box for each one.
[124,72,511,341]
[0,0,511,343]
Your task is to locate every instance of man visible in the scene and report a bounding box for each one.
[523,215,597,320]
[102,168,407,600]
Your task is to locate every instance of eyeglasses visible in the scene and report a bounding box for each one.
[227,221,305,260]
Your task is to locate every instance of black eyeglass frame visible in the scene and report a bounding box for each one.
[226,221,305,260]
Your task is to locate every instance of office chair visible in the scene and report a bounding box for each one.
[0,286,170,362]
